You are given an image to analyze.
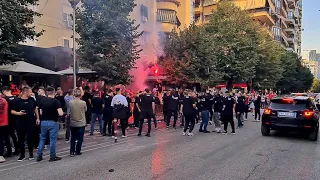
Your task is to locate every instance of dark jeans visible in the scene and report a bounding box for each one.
[223,114,235,132]
[200,110,209,131]
[120,119,127,136]
[133,110,140,128]
[236,112,244,127]
[183,114,195,133]
[37,121,59,159]
[8,120,18,151]
[16,120,35,157]
[167,110,178,128]
[0,126,11,156]
[209,109,214,121]
[163,110,168,124]
[103,111,113,135]
[151,113,157,128]
[85,107,91,124]
[255,108,261,120]
[139,110,153,134]
[65,115,71,140]
[70,126,85,154]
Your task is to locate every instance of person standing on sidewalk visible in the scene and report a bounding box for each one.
[235,93,245,128]
[12,87,40,162]
[0,90,9,163]
[222,91,236,135]
[102,89,114,136]
[166,90,179,129]
[180,90,197,136]
[36,87,63,162]
[138,88,155,137]
[90,91,104,135]
[64,89,74,142]
[69,88,87,157]
[2,86,19,156]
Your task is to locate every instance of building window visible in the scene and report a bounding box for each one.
[141,4,148,22]
[63,13,73,29]
[64,39,70,48]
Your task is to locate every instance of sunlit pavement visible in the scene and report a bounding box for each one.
[1,114,320,180]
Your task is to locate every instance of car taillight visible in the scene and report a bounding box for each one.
[303,110,314,117]
[264,108,272,115]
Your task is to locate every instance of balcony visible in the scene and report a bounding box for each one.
[194,3,202,13]
[251,8,275,26]
[284,28,294,34]
[287,0,295,9]
[202,0,217,7]
[157,0,179,12]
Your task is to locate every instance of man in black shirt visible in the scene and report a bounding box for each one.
[138,88,155,137]
[90,91,104,135]
[212,93,223,133]
[166,90,179,129]
[133,91,142,128]
[2,86,19,156]
[12,87,40,162]
[103,89,114,136]
[36,87,63,162]
[162,91,169,124]
[254,93,262,121]
[82,86,93,124]
[180,91,197,136]
[222,91,236,134]
[199,93,211,133]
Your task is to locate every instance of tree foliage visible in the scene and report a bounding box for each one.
[0,0,43,65]
[76,0,142,85]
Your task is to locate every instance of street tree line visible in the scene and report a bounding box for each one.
[161,1,313,92]
[0,0,314,92]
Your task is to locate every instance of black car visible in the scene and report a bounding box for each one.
[261,97,319,141]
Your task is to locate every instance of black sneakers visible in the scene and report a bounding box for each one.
[145,133,151,137]
[36,156,43,162]
[49,156,62,162]
[18,155,25,162]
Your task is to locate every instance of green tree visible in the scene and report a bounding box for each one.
[295,63,313,92]
[254,28,284,89]
[311,78,320,92]
[0,0,43,65]
[76,0,142,85]
[204,1,260,90]
[161,25,222,86]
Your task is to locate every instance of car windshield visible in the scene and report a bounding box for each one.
[270,99,311,111]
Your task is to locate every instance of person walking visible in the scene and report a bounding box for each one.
[212,93,223,133]
[254,93,261,121]
[138,88,155,137]
[36,87,63,162]
[235,93,245,128]
[222,91,236,135]
[2,86,19,156]
[162,91,169,124]
[111,88,128,143]
[199,92,211,133]
[166,90,179,129]
[90,91,104,135]
[0,91,9,163]
[133,91,142,129]
[102,89,114,136]
[180,90,197,136]
[12,87,40,162]
[69,88,87,157]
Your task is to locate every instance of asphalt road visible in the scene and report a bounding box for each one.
[1,114,320,180]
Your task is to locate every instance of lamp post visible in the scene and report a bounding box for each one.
[68,0,80,88]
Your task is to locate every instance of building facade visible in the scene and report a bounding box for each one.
[309,50,317,61]
[193,0,302,55]
[302,59,318,79]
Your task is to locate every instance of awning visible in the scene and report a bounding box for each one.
[57,67,96,75]
[0,61,61,75]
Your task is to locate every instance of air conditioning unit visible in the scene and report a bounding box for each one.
[142,16,148,22]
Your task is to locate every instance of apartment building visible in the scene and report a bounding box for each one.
[302,59,318,79]
[193,0,302,55]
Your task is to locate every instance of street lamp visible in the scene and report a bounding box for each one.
[68,0,80,88]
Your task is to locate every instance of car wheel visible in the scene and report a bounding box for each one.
[308,128,318,141]
[261,125,270,136]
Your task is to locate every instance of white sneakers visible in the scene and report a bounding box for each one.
[0,156,5,163]
[187,133,194,136]
[122,135,127,138]
[183,132,186,136]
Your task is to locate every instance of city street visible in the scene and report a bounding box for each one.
[1,115,320,180]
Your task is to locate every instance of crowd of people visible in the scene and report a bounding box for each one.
[0,82,277,164]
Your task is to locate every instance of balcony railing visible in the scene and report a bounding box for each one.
[203,0,217,7]
[156,0,180,6]
[157,9,177,24]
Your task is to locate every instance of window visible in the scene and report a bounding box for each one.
[64,39,70,48]
[63,13,73,29]
[157,9,177,24]
[141,4,148,22]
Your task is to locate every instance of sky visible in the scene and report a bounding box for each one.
[301,0,320,52]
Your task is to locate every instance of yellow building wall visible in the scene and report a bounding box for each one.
[177,0,194,30]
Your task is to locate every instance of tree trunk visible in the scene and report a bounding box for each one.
[227,76,233,91]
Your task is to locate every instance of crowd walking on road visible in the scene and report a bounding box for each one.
[0,81,275,164]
